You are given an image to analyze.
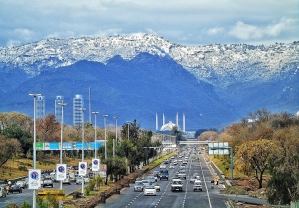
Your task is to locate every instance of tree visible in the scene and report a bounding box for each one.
[0,136,22,168]
[235,139,278,188]
[2,124,32,155]
[267,127,299,204]
[36,114,60,142]
[171,126,184,142]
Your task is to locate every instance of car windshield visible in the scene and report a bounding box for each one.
[142,180,149,183]
[135,182,143,185]
[146,186,155,189]
[173,181,182,185]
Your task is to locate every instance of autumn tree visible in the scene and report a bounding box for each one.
[0,135,22,168]
[36,114,60,142]
[235,139,279,188]
[267,127,299,204]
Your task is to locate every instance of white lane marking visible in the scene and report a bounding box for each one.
[200,153,213,208]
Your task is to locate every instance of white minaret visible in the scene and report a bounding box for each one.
[163,113,165,125]
[176,112,178,127]
[183,113,186,132]
[156,113,158,131]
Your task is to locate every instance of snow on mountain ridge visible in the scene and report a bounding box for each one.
[0,34,298,87]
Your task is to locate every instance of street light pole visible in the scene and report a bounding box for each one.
[58,103,67,190]
[113,116,118,157]
[78,108,86,196]
[92,112,99,159]
[29,93,41,208]
[103,115,108,160]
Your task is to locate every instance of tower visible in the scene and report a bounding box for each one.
[73,94,84,126]
[55,96,64,122]
[36,96,45,119]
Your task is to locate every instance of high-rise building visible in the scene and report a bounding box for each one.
[73,94,84,126]
[36,96,45,119]
[55,96,64,122]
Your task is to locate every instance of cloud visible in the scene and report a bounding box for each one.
[229,18,297,40]
[6,39,22,47]
[207,27,224,35]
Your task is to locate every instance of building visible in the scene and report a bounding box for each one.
[55,96,64,122]
[36,96,45,119]
[73,94,84,126]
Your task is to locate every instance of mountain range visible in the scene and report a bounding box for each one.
[0,34,298,131]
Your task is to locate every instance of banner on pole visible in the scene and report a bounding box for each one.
[92,159,100,172]
[78,162,88,176]
[28,169,41,189]
[56,164,67,181]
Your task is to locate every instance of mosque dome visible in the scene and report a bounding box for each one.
[160,121,180,131]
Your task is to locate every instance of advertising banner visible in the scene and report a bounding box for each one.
[28,169,41,189]
[56,164,67,181]
[78,162,88,176]
[92,159,100,172]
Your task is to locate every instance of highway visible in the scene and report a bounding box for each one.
[0,181,83,207]
[98,147,228,208]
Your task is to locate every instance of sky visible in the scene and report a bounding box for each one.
[0,0,298,47]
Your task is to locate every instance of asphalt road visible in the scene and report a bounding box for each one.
[0,182,84,207]
[98,148,228,208]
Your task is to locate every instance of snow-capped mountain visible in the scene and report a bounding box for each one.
[0,34,298,130]
[1,34,298,87]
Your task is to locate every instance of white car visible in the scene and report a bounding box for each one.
[144,185,157,196]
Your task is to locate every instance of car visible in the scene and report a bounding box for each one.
[159,163,167,169]
[75,176,85,185]
[141,180,150,187]
[193,180,203,191]
[143,185,157,196]
[134,181,144,192]
[63,175,71,185]
[159,170,169,180]
[169,163,175,169]
[153,182,160,191]
[83,175,90,183]
[42,176,54,188]
[16,180,27,189]
[9,185,22,193]
[171,179,183,191]
[147,175,156,184]
[0,186,7,197]
[189,176,197,183]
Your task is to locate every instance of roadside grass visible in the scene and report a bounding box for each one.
[0,157,93,181]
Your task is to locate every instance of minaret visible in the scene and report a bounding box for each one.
[156,113,158,131]
[176,112,178,127]
[163,113,165,125]
[183,113,186,132]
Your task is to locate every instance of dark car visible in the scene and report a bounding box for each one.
[9,185,22,193]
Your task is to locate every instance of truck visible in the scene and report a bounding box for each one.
[171,179,183,191]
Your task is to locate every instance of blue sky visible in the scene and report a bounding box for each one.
[0,0,298,47]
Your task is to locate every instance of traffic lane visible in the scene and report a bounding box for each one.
[0,182,84,207]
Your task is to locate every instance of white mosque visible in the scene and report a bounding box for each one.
[156,113,186,132]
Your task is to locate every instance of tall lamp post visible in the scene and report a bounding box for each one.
[58,103,67,190]
[29,93,41,208]
[78,108,86,196]
[103,115,108,160]
[113,116,118,157]
[92,112,99,158]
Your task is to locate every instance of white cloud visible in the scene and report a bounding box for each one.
[207,27,224,35]
[229,18,297,40]
[6,39,22,47]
